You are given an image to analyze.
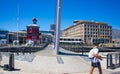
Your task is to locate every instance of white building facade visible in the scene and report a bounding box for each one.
[63,20,112,45]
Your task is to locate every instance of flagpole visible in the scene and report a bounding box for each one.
[55,0,61,54]
[17,4,19,41]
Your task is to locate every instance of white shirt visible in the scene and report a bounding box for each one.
[89,48,100,63]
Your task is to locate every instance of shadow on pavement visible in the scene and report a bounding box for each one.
[0,65,21,71]
[58,51,88,56]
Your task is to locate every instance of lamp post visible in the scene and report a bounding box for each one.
[55,0,61,54]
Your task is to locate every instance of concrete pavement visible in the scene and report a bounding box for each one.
[0,45,120,74]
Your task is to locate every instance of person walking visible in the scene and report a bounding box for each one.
[89,43,102,74]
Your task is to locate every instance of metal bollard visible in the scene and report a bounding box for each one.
[9,53,14,71]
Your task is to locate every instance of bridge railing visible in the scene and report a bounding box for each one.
[107,52,120,69]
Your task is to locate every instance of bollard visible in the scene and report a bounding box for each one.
[9,53,14,71]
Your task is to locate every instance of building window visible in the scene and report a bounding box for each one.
[88,35,89,37]
[84,24,86,27]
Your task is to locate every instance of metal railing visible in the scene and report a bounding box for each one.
[107,52,120,69]
[0,42,49,53]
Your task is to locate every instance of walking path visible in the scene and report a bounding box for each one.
[0,45,120,74]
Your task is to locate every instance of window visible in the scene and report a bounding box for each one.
[88,35,90,37]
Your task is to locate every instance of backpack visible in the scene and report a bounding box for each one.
[88,49,94,59]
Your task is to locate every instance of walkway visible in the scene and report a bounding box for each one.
[0,45,120,74]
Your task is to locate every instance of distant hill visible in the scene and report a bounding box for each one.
[112,29,120,39]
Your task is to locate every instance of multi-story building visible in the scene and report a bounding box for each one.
[40,31,54,43]
[0,30,8,45]
[8,30,26,44]
[63,20,112,44]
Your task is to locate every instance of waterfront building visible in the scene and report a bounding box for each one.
[60,37,83,43]
[8,32,16,44]
[63,20,112,45]
[59,37,83,47]
[26,18,40,45]
[8,30,26,44]
[7,30,54,45]
[0,30,8,45]
[40,31,54,43]
[17,30,26,44]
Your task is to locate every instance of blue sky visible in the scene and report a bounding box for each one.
[0,0,120,31]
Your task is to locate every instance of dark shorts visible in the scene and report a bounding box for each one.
[91,62,101,68]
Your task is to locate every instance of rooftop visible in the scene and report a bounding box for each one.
[64,20,109,31]
[27,24,39,27]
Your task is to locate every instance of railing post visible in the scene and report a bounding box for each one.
[115,54,117,66]
[107,54,113,69]
[29,46,31,54]
[82,46,83,55]
[17,47,19,55]
[107,52,120,69]
[110,54,113,69]
[22,47,25,55]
